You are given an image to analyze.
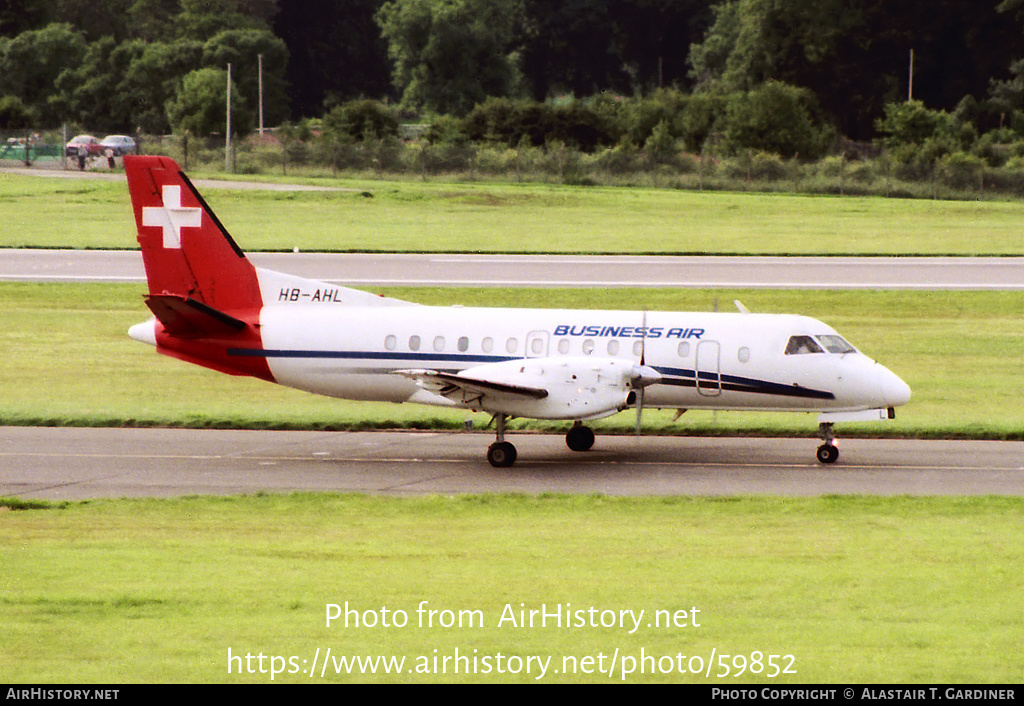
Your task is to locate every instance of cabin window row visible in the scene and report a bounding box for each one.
[383,334,702,359]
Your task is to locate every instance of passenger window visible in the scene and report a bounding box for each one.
[785,335,824,355]
[385,335,397,351]
[607,340,619,356]
[482,337,494,353]
[558,339,570,355]
[409,335,421,351]
[506,338,518,354]
[816,335,856,354]
[582,339,595,355]
[677,342,690,358]
[738,346,750,363]
[633,340,643,357]
[433,336,445,352]
[458,336,469,352]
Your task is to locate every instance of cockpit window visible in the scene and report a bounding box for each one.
[785,334,857,355]
[785,335,824,355]
[816,335,856,354]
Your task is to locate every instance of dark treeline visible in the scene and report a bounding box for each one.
[3,0,1024,159]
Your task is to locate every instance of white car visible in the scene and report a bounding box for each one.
[100,135,136,156]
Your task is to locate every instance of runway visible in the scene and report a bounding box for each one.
[2,427,1022,500]
[1,249,1022,289]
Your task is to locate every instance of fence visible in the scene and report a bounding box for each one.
[6,127,1024,202]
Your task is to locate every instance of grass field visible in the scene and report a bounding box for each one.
[2,283,1023,439]
[3,170,1023,685]
[2,493,1022,683]
[4,170,1024,254]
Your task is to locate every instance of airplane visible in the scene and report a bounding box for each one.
[124,155,911,468]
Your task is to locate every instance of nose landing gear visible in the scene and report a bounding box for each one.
[816,422,839,464]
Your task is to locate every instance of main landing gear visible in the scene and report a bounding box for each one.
[816,421,839,464]
[486,414,517,468]
[565,423,595,452]
[486,415,596,467]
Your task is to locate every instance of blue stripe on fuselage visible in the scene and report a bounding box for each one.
[227,349,836,401]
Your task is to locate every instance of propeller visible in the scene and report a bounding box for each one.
[631,310,661,435]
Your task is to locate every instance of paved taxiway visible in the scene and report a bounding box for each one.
[3,427,1023,500]
[2,249,1022,289]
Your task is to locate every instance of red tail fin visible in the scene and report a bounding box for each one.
[125,155,272,380]
[125,155,262,315]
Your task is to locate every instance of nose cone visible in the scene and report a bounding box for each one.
[878,365,911,408]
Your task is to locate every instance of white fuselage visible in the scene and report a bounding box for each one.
[247,298,910,418]
[123,154,911,466]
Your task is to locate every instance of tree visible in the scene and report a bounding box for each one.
[0,95,35,128]
[689,0,1024,140]
[124,0,184,41]
[272,0,392,118]
[202,29,290,128]
[721,81,832,158]
[116,39,205,133]
[0,23,87,125]
[174,0,273,40]
[0,0,49,37]
[166,66,249,136]
[52,36,123,131]
[519,0,712,99]
[376,0,524,115]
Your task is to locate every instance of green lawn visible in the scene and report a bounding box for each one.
[4,171,1024,254]
[2,494,1021,683]
[1,283,1022,439]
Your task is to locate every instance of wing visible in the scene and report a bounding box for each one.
[397,356,655,421]
[397,368,548,407]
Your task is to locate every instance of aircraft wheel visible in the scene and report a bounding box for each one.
[487,441,517,468]
[816,443,839,464]
[566,425,595,452]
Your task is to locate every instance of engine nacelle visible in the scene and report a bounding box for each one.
[463,357,655,420]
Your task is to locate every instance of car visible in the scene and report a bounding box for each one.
[65,134,104,157]
[101,135,137,156]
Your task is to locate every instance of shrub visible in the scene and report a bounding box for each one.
[938,152,985,190]
[720,82,831,158]
[0,95,35,129]
[322,100,399,143]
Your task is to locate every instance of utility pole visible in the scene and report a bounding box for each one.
[258,54,264,136]
[908,49,914,102]
[226,62,233,172]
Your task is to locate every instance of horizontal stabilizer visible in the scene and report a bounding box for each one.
[145,294,248,337]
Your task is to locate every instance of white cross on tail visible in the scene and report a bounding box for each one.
[142,185,202,249]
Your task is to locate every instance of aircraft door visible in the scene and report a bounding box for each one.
[526,330,549,358]
[696,340,721,396]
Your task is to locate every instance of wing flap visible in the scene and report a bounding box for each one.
[397,368,549,404]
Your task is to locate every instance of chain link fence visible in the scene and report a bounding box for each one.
[6,126,1024,201]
